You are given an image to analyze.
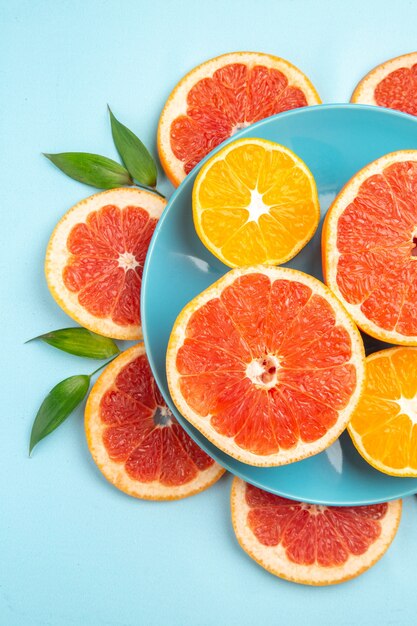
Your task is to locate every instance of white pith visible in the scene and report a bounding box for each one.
[155,405,174,427]
[85,344,225,501]
[158,51,321,185]
[231,478,402,585]
[324,150,417,345]
[246,355,280,390]
[352,52,417,105]
[247,189,270,222]
[231,121,251,135]
[45,188,166,340]
[166,266,366,467]
[118,251,140,272]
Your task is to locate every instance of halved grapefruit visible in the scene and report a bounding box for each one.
[166,266,365,467]
[158,52,321,186]
[349,347,417,477]
[323,150,417,345]
[45,188,166,340]
[351,52,417,116]
[231,477,402,585]
[85,344,225,500]
[192,138,320,267]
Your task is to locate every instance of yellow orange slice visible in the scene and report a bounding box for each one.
[158,51,321,186]
[192,138,320,268]
[166,266,365,467]
[351,52,417,116]
[231,477,402,586]
[85,344,225,500]
[45,188,166,340]
[349,347,417,477]
[323,150,417,345]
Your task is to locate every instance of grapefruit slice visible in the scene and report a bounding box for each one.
[85,344,225,500]
[158,52,321,186]
[231,478,402,585]
[45,188,166,340]
[351,52,417,116]
[192,138,320,267]
[349,347,417,477]
[323,150,417,345]
[166,266,365,467]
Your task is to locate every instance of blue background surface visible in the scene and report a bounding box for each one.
[2,1,417,624]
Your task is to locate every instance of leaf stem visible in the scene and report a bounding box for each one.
[89,355,119,377]
[134,183,166,199]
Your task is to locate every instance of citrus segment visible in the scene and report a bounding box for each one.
[323,151,417,344]
[231,478,401,585]
[158,52,321,186]
[351,52,417,116]
[85,344,225,500]
[167,266,365,467]
[349,347,417,477]
[45,188,166,340]
[193,138,320,268]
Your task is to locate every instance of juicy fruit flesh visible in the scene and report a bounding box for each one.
[100,353,215,486]
[350,348,417,471]
[374,64,417,116]
[335,161,417,335]
[171,63,308,175]
[176,273,356,456]
[63,204,157,327]
[245,483,388,567]
[197,142,318,265]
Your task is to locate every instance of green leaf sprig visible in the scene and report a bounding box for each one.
[27,327,120,359]
[109,107,157,188]
[29,374,91,455]
[44,153,133,189]
[44,107,165,198]
[28,326,121,455]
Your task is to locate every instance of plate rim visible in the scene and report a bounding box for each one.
[142,102,417,505]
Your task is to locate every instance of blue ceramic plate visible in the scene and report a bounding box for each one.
[142,104,417,505]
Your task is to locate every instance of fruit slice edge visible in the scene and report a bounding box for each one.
[231,477,402,585]
[192,137,320,268]
[166,265,365,467]
[158,51,321,186]
[351,51,417,115]
[348,346,417,477]
[45,188,166,340]
[322,150,417,345]
[85,343,225,500]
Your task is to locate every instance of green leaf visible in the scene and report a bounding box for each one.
[109,107,157,187]
[29,375,90,455]
[44,152,133,189]
[28,327,120,359]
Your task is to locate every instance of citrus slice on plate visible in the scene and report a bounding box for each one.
[158,51,321,186]
[45,188,166,340]
[231,478,401,585]
[166,266,365,467]
[323,150,417,345]
[192,138,320,267]
[85,344,224,500]
[349,347,417,477]
[351,52,417,116]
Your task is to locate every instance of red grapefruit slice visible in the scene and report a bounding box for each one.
[351,52,417,116]
[85,344,225,500]
[45,188,166,340]
[166,266,365,467]
[158,52,321,186]
[323,150,417,345]
[231,478,402,585]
